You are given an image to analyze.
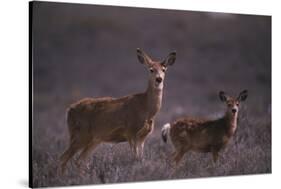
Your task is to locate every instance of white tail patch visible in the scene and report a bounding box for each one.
[161,123,171,143]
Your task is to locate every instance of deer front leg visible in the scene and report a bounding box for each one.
[136,144,142,160]
[139,141,145,158]
[134,140,145,160]
[132,139,143,160]
[135,119,154,160]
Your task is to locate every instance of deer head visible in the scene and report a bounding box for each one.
[136,48,176,90]
[219,90,248,115]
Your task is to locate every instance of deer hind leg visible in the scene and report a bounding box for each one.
[60,140,83,174]
[172,150,185,166]
[75,140,100,169]
[172,146,189,166]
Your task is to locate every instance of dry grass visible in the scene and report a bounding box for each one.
[32,104,271,187]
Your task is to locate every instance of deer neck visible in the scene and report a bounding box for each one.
[144,80,163,118]
[224,111,238,137]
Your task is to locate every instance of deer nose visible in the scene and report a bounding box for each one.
[156,77,162,83]
[232,109,237,113]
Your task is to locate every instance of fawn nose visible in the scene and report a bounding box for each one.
[156,77,162,83]
[232,109,237,113]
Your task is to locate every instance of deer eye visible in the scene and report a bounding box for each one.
[162,68,166,72]
[150,69,154,73]
[236,103,239,106]
[227,104,232,107]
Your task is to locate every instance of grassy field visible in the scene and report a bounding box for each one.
[31,2,271,187]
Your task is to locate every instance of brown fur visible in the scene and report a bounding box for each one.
[60,49,176,173]
[162,90,248,165]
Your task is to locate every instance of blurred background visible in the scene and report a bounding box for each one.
[32,1,271,187]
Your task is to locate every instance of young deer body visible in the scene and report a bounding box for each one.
[162,90,248,165]
[60,49,176,172]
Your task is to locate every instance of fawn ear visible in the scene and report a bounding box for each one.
[219,91,227,102]
[237,90,248,101]
[161,51,176,67]
[136,48,152,66]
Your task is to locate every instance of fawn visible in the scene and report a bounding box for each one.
[60,48,176,173]
[162,90,248,165]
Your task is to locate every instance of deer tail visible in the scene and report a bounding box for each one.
[161,123,171,143]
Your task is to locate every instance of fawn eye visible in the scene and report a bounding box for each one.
[227,104,232,107]
[162,68,166,72]
[236,103,239,106]
[150,69,154,73]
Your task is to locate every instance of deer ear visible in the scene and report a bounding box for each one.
[136,48,152,65]
[162,51,176,67]
[237,90,248,102]
[219,91,227,102]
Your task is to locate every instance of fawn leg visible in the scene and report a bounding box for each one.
[173,149,187,166]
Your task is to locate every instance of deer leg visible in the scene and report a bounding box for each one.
[173,148,187,166]
[135,121,153,160]
[134,140,144,160]
[134,135,146,160]
[212,149,219,163]
[133,139,141,160]
[60,140,82,174]
[128,139,139,159]
[165,151,177,169]
[171,151,177,159]
[172,147,190,166]
[136,145,141,160]
[75,140,99,169]
[139,141,145,159]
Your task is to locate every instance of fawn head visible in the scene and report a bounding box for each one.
[219,90,248,115]
[136,48,176,90]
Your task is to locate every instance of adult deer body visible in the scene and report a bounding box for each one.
[161,90,248,165]
[60,49,176,172]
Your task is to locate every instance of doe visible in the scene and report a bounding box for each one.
[60,48,176,172]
